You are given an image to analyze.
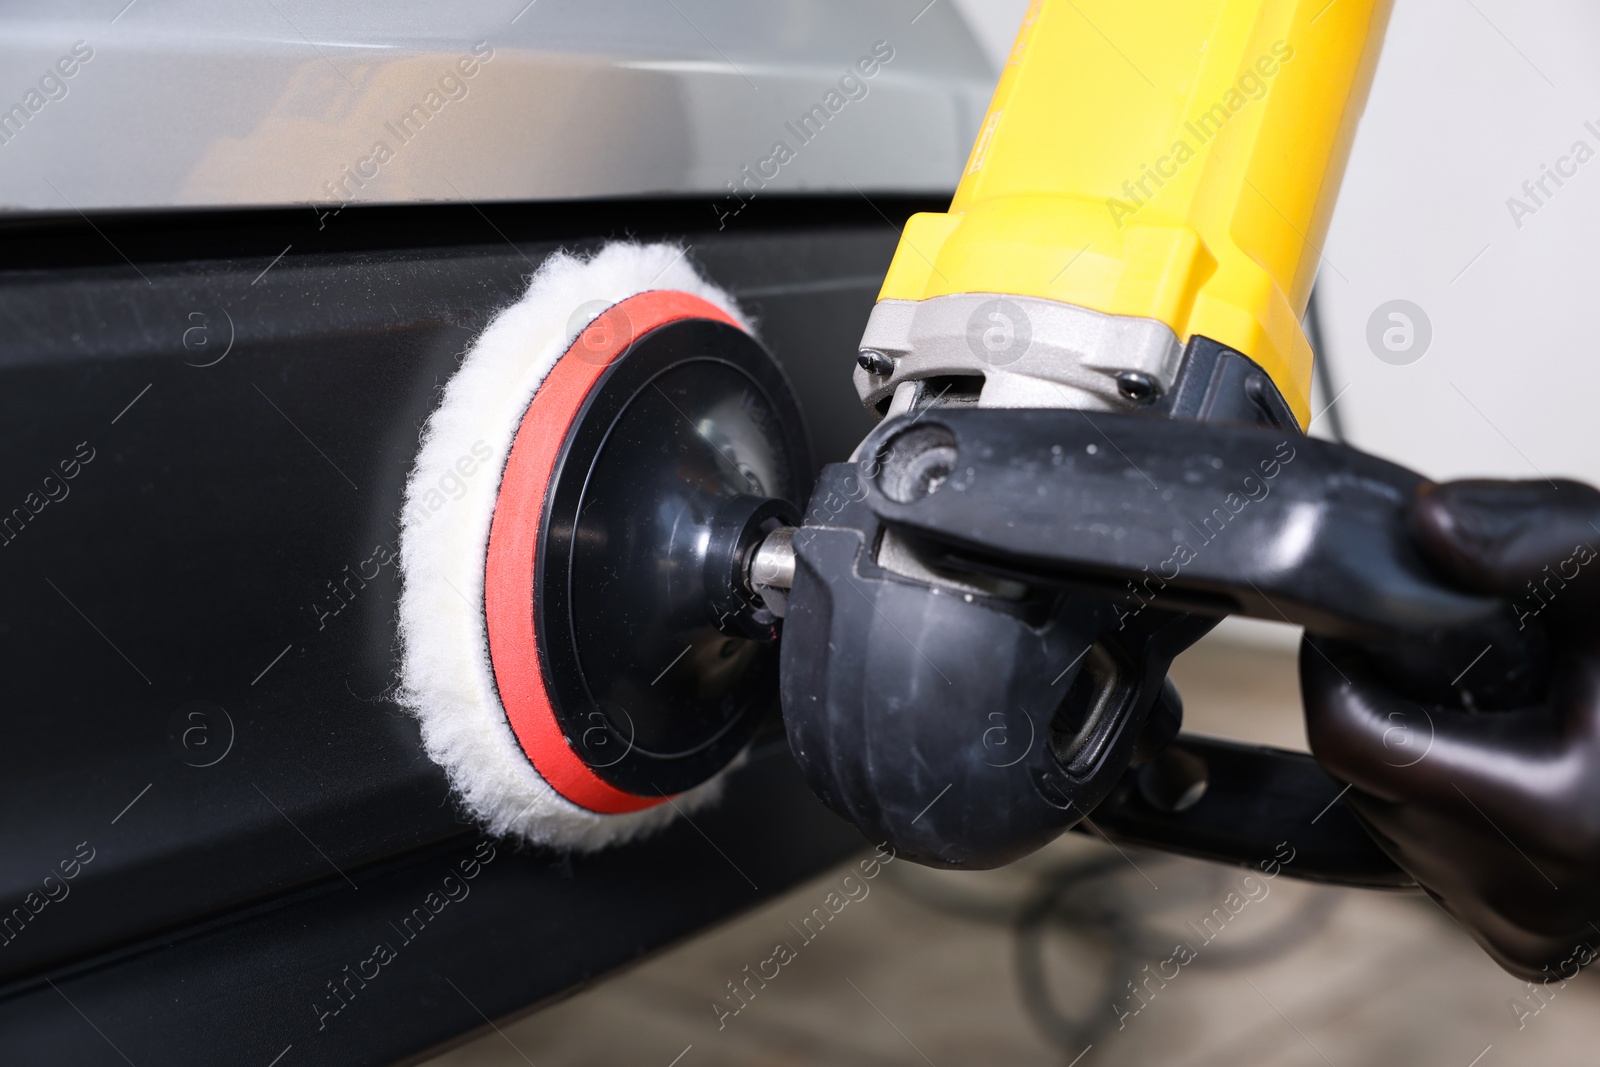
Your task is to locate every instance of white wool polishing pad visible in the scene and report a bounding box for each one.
[397,243,754,851]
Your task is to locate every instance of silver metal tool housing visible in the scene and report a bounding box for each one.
[854,293,1185,416]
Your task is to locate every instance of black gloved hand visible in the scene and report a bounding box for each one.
[1301,478,1600,980]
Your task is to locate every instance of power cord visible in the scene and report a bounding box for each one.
[884,848,1340,1062]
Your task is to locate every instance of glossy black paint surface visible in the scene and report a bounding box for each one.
[0,196,931,1064]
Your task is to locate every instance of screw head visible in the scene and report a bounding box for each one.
[1115,371,1160,404]
[857,350,894,376]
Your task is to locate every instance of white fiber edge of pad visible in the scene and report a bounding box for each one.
[397,242,753,851]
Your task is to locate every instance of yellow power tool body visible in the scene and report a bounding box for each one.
[859,0,1389,425]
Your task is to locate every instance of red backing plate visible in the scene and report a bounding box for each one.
[484,290,743,814]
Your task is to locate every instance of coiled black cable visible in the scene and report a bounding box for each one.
[884,847,1340,1063]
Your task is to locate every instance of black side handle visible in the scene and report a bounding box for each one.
[1081,733,1414,889]
[866,407,1502,642]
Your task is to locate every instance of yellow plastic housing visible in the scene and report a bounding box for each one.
[880,0,1391,425]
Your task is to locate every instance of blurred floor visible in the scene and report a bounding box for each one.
[420,633,1600,1066]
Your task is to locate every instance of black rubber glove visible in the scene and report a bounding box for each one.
[1301,478,1600,980]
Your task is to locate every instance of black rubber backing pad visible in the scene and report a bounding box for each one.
[537,318,812,794]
